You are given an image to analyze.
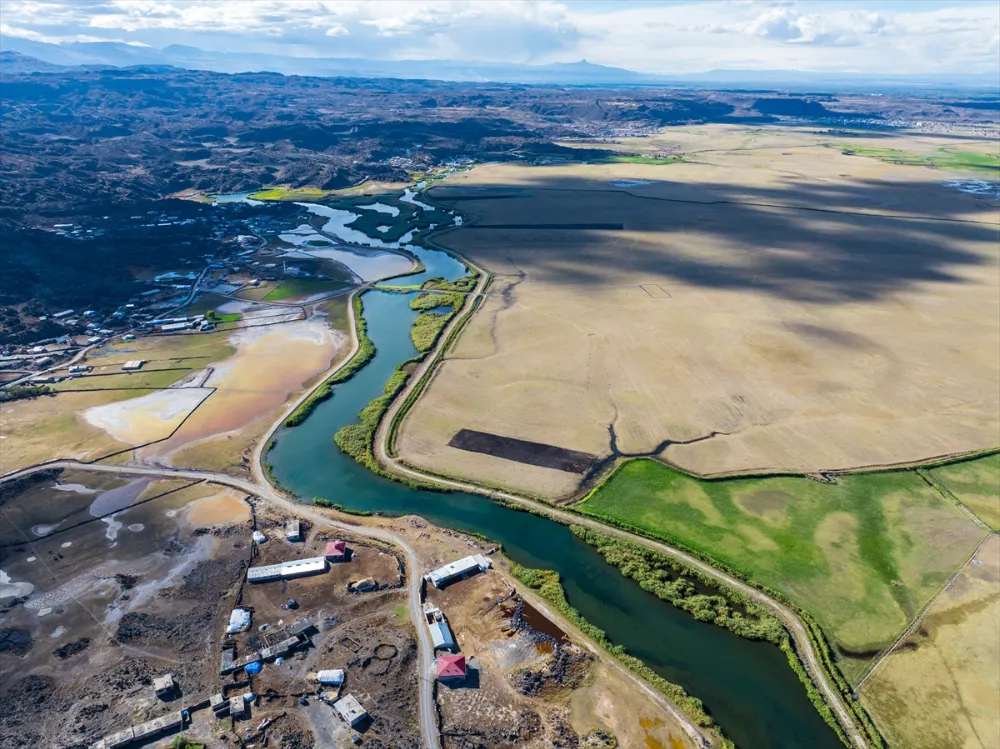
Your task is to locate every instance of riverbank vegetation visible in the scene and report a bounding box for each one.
[0,383,54,402]
[284,294,372,427]
[510,563,733,748]
[576,457,991,683]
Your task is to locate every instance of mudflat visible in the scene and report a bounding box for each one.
[396,125,1000,499]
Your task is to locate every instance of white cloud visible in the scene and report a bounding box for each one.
[0,0,997,74]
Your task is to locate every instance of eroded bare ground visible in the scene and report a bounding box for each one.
[398,125,999,500]
[0,470,418,749]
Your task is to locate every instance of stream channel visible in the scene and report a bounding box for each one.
[256,198,843,749]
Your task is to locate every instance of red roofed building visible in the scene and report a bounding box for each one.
[325,540,347,562]
[436,654,466,683]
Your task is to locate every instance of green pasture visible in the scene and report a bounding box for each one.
[926,453,1000,530]
[577,457,991,682]
[262,278,349,302]
[837,145,1000,174]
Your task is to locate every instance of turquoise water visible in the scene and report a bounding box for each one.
[266,272,844,749]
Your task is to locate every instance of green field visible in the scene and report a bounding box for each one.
[599,154,684,165]
[249,186,331,201]
[262,278,349,302]
[926,453,1000,530]
[577,458,991,682]
[837,146,1000,174]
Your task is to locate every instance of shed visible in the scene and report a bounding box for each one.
[333,694,368,727]
[220,648,237,675]
[248,556,327,583]
[230,696,247,720]
[436,654,467,683]
[121,360,145,371]
[153,673,175,699]
[285,520,302,542]
[429,621,456,652]
[210,693,229,715]
[317,669,345,685]
[325,540,347,562]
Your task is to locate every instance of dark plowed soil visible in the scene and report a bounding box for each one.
[448,429,597,473]
[465,223,623,230]
[53,637,91,660]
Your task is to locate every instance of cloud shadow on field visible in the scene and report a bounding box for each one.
[431,173,1000,304]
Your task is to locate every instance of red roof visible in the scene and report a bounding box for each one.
[436,654,466,679]
[325,540,347,557]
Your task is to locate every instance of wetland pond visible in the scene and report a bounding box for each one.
[263,221,843,749]
[208,189,844,748]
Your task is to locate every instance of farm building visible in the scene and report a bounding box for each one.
[436,655,467,684]
[425,554,492,588]
[334,694,368,727]
[261,636,303,661]
[247,556,327,583]
[286,519,302,542]
[132,712,184,741]
[219,648,237,675]
[325,540,348,561]
[121,360,145,371]
[429,621,456,652]
[210,693,229,715]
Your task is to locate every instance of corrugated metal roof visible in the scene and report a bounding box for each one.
[429,621,455,650]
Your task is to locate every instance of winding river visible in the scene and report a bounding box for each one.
[264,224,844,747]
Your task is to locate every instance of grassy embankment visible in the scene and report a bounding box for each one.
[836,146,1000,174]
[332,288,467,477]
[282,294,372,428]
[575,456,995,684]
[921,453,1000,530]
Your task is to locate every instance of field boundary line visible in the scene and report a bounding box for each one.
[854,531,994,692]
[915,467,993,531]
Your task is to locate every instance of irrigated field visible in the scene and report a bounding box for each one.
[575,457,992,682]
[860,534,1000,749]
[395,124,1000,500]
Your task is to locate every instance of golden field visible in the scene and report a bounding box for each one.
[396,125,1000,499]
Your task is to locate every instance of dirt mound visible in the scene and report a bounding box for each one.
[53,637,91,660]
[0,627,33,656]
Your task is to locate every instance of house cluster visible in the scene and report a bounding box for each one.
[422,554,494,686]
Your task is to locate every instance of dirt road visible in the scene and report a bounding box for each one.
[0,458,441,749]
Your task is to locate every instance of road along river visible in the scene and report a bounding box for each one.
[265,245,845,747]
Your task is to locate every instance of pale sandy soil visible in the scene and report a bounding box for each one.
[397,125,1000,499]
[83,388,212,445]
[136,317,346,465]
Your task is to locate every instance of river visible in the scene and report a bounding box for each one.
[265,234,844,747]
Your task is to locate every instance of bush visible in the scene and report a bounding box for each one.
[0,384,54,403]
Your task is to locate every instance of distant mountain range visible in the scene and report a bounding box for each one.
[2,36,998,91]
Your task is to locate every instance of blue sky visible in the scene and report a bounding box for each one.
[1,0,997,74]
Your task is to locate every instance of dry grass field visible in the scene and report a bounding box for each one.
[860,534,1000,749]
[396,124,1000,499]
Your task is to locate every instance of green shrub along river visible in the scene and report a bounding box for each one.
[265,240,847,748]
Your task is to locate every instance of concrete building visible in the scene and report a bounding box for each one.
[436,654,467,684]
[333,694,368,727]
[247,556,327,583]
[230,696,247,720]
[425,554,492,588]
[121,360,145,372]
[219,648,237,675]
[325,540,347,562]
[210,693,229,715]
[153,674,175,699]
[286,519,302,542]
[132,712,184,741]
[261,636,302,661]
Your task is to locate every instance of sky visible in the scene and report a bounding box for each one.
[1,0,998,74]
